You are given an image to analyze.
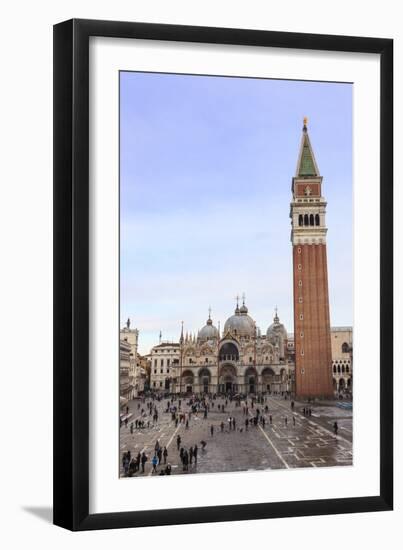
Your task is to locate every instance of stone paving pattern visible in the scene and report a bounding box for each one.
[120,395,352,477]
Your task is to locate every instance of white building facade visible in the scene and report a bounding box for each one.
[149,342,180,392]
[120,319,146,399]
[331,327,353,394]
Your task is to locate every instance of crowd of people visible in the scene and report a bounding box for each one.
[120,392,340,477]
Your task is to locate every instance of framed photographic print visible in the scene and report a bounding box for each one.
[53,19,393,530]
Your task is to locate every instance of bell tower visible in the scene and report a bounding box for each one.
[290,118,333,398]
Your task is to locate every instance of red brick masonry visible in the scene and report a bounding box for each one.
[293,243,333,398]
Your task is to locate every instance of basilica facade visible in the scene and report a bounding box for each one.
[151,300,295,396]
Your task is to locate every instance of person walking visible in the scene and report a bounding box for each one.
[123,454,129,476]
[269,414,272,425]
[163,446,168,464]
[177,434,181,450]
[155,440,160,453]
[183,450,189,471]
[189,446,194,464]
[128,458,136,477]
[245,418,249,431]
[151,454,158,473]
[193,444,198,464]
[210,425,214,437]
[333,421,338,436]
[141,452,148,473]
[157,448,162,464]
[220,421,224,432]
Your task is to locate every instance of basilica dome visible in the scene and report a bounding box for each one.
[266,309,287,339]
[198,312,219,341]
[224,300,255,337]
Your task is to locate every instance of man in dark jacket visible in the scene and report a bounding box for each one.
[183,450,189,471]
[141,452,148,473]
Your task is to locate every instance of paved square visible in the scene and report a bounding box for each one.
[120,395,352,477]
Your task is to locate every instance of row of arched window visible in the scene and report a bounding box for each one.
[333,364,350,374]
[298,213,320,227]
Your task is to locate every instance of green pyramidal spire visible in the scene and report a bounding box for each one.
[296,118,319,177]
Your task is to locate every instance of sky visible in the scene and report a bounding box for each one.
[120,71,352,355]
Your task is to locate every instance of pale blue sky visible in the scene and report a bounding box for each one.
[120,72,352,355]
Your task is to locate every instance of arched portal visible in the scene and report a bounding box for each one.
[219,363,237,394]
[198,367,211,394]
[262,367,276,393]
[181,370,194,394]
[244,367,258,394]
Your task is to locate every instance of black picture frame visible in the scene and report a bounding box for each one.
[53,18,393,531]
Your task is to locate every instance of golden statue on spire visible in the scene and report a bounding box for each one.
[303,116,308,126]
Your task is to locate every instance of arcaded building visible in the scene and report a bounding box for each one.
[149,301,294,396]
[331,327,353,394]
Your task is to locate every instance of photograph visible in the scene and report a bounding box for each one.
[119,71,353,479]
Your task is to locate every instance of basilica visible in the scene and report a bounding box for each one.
[150,299,295,396]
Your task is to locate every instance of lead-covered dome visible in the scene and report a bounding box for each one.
[266,309,287,339]
[198,311,219,341]
[224,299,255,337]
